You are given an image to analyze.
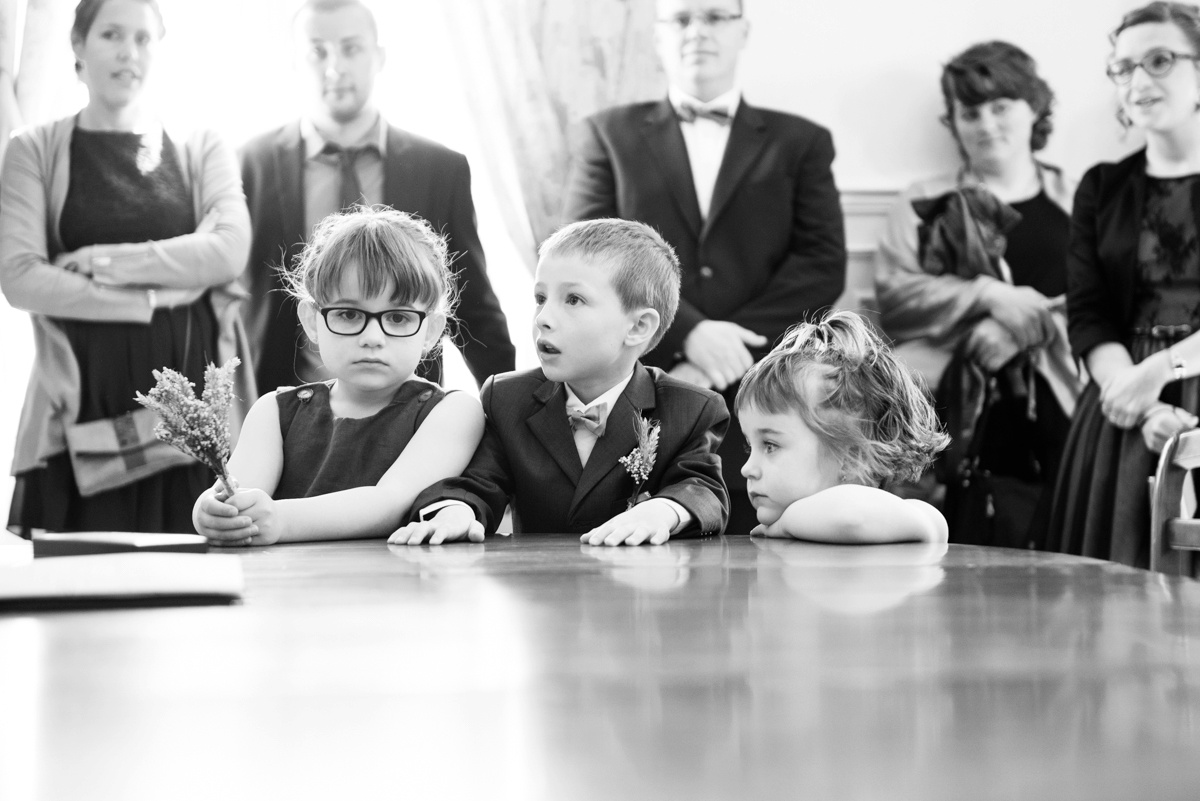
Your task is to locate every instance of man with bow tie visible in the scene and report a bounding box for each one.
[563,0,847,534]
[239,0,514,395]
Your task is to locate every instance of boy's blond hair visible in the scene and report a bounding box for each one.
[539,218,681,353]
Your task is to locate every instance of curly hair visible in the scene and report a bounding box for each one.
[940,40,1056,153]
[736,311,949,487]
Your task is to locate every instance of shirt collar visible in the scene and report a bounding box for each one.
[668,85,742,119]
[301,112,388,160]
[564,370,635,414]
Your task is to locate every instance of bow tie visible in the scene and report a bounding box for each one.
[567,403,608,437]
[676,102,732,125]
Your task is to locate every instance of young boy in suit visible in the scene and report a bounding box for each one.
[391,219,730,547]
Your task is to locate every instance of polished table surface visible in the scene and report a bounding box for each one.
[2,535,1200,800]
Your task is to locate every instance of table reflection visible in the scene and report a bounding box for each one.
[5,535,1200,800]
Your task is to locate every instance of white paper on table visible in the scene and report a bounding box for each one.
[0,553,244,602]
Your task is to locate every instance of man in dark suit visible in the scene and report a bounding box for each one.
[241,0,514,394]
[562,0,846,533]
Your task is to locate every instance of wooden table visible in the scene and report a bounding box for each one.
[2,535,1200,800]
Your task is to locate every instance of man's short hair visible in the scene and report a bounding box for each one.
[292,0,379,43]
[539,218,681,353]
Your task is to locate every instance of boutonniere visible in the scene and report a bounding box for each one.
[618,415,660,510]
[135,357,241,496]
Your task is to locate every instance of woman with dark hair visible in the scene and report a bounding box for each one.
[1048,2,1200,569]
[0,0,253,534]
[874,41,1082,549]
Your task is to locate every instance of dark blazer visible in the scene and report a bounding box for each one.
[410,363,730,536]
[1067,149,1174,362]
[239,121,515,394]
[563,98,847,367]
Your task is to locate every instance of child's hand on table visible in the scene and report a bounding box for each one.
[580,499,678,547]
[195,486,283,546]
[389,504,485,545]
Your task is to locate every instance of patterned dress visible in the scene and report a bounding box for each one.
[1048,174,1200,568]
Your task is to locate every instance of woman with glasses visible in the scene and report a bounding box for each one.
[874,41,1081,549]
[0,0,252,535]
[1046,2,1200,569]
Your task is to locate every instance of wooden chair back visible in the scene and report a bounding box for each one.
[1149,428,1200,574]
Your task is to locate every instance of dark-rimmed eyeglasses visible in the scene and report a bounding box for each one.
[319,307,427,337]
[656,10,743,30]
[1106,49,1200,84]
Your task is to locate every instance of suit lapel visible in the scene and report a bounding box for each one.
[527,379,584,485]
[703,102,767,240]
[642,100,703,238]
[274,123,306,254]
[569,365,658,517]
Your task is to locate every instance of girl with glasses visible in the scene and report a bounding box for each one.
[1046,2,1200,570]
[192,207,484,545]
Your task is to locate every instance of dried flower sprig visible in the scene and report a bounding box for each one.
[619,416,660,509]
[134,357,241,495]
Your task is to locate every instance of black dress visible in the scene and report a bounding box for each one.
[1048,174,1200,568]
[7,128,215,534]
[274,379,446,500]
[947,191,1073,548]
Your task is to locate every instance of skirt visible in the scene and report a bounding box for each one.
[7,297,216,536]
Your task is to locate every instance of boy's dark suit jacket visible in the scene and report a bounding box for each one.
[562,98,846,526]
[239,122,515,394]
[411,363,730,536]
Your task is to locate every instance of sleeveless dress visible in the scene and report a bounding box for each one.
[1048,174,1200,569]
[274,379,447,500]
[7,128,214,534]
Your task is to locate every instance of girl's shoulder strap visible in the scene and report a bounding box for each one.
[275,381,333,435]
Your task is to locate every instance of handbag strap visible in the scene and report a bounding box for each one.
[958,374,999,481]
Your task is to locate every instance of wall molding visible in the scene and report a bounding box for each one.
[836,188,899,311]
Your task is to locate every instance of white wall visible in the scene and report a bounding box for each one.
[739,0,1142,190]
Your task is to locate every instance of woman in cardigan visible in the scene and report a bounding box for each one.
[1048,2,1200,568]
[874,41,1082,549]
[0,0,252,534]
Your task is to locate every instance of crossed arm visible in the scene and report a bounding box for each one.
[0,129,250,322]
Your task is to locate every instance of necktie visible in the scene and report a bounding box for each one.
[568,403,608,437]
[322,142,366,211]
[676,102,732,126]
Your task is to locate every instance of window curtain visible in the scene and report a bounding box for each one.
[443,0,664,272]
[0,0,23,162]
[0,0,76,163]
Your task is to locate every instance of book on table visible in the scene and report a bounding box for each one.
[31,531,209,557]
[0,552,244,609]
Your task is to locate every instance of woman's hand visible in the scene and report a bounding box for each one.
[53,247,96,276]
[981,283,1057,350]
[965,318,1022,373]
[1099,351,1172,429]
[1140,405,1199,454]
